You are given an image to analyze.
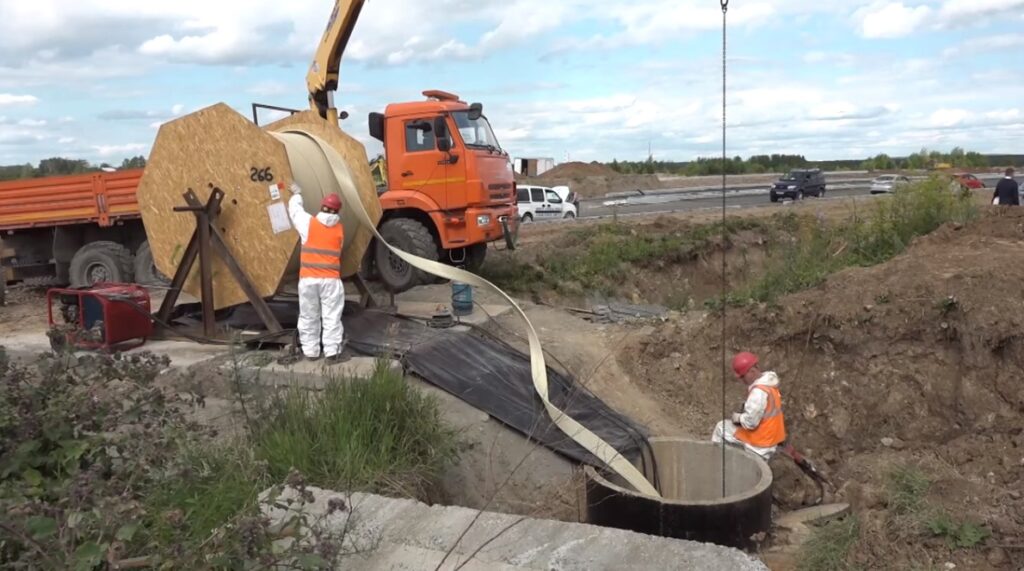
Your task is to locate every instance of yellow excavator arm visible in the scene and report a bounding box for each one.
[306,0,366,126]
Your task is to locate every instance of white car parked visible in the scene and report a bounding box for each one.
[516,185,577,222]
[870,175,910,194]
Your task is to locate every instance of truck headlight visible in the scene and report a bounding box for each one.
[787,185,797,190]
[476,214,492,227]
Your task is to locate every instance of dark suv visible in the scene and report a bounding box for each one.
[770,169,826,202]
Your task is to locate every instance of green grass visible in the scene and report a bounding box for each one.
[249,360,459,499]
[885,464,990,549]
[797,515,861,571]
[142,445,269,546]
[924,512,990,548]
[725,176,977,306]
[482,217,775,296]
[886,465,931,516]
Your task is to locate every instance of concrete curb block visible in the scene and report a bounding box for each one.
[261,485,770,570]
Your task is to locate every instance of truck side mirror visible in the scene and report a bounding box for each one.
[369,112,385,142]
[468,103,483,121]
[434,117,451,153]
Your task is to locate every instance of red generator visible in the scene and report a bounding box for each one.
[47,283,153,352]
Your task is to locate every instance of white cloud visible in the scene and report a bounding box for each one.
[985,109,1021,121]
[938,0,1024,21]
[803,51,855,65]
[17,118,47,127]
[0,0,1021,164]
[928,108,971,127]
[93,143,147,157]
[0,94,39,106]
[943,34,1024,57]
[247,81,292,97]
[58,137,76,144]
[855,2,933,38]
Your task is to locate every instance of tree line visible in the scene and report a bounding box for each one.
[0,156,146,182]
[608,148,1008,177]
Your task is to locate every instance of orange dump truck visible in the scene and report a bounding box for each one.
[0,169,163,295]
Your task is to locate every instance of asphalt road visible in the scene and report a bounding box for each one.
[575,174,1011,220]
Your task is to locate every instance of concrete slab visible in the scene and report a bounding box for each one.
[262,485,769,571]
[395,300,512,326]
[257,355,398,387]
[0,331,227,369]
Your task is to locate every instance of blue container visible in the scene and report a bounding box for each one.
[451,281,473,316]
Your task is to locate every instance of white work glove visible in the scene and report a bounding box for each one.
[731,413,743,425]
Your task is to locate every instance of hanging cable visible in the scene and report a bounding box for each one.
[720,0,730,499]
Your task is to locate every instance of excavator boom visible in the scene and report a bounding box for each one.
[306,0,365,125]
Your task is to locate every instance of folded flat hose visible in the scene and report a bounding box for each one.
[271,130,660,497]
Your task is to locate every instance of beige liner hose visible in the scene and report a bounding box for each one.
[271,130,660,497]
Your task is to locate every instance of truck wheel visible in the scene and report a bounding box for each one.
[375,218,437,293]
[464,243,487,273]
[69,241,134,286]
[521,213,533,223]
[134,241,171,287]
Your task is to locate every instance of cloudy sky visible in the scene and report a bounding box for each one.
[0,0,1022,166]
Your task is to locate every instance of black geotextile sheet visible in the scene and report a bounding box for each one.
[342,310,649,467]
[183,302,649,467]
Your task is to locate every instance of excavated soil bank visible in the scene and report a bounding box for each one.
[626,208,1024,569]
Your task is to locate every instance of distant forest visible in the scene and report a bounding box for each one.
[2,149,1021,183]
[607,149,1024,176]
[0,156,146,182]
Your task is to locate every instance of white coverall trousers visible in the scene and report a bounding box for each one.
[297,277,345,358]
[711,421,777,460]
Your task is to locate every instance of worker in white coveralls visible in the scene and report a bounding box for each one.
[711,352,787,460]
[287,188,348,363]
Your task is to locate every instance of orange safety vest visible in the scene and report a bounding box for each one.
[734,385,786,448]
[299,219,344,279]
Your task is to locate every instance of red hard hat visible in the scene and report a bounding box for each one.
[732,352,759,378]
[321,193,342,211]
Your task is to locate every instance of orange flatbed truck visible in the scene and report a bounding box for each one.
[0,169,164,303]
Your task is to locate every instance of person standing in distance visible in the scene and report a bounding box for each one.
[993,167,1020,206]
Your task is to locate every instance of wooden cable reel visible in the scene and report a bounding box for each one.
[136,103,382,310]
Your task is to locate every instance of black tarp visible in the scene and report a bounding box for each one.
[343,310,649,466]
[176,302,649,467]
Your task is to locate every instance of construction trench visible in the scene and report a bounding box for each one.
[105,90,815,566]
[12,91,1020,571]
[0,100,793,567]
[2,1,1023,568]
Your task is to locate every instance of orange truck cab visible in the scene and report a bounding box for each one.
[365,90,518,291]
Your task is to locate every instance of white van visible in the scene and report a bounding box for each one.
[516,185,578,222]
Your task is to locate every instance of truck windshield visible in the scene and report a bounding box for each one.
[453,111,503,153]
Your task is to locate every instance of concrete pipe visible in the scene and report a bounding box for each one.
[584,437,773,550]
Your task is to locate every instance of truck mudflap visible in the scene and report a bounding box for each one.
[500,215,517,251]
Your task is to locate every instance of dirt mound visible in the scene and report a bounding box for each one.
[624,210,1024,567]
[539,161,617,179]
